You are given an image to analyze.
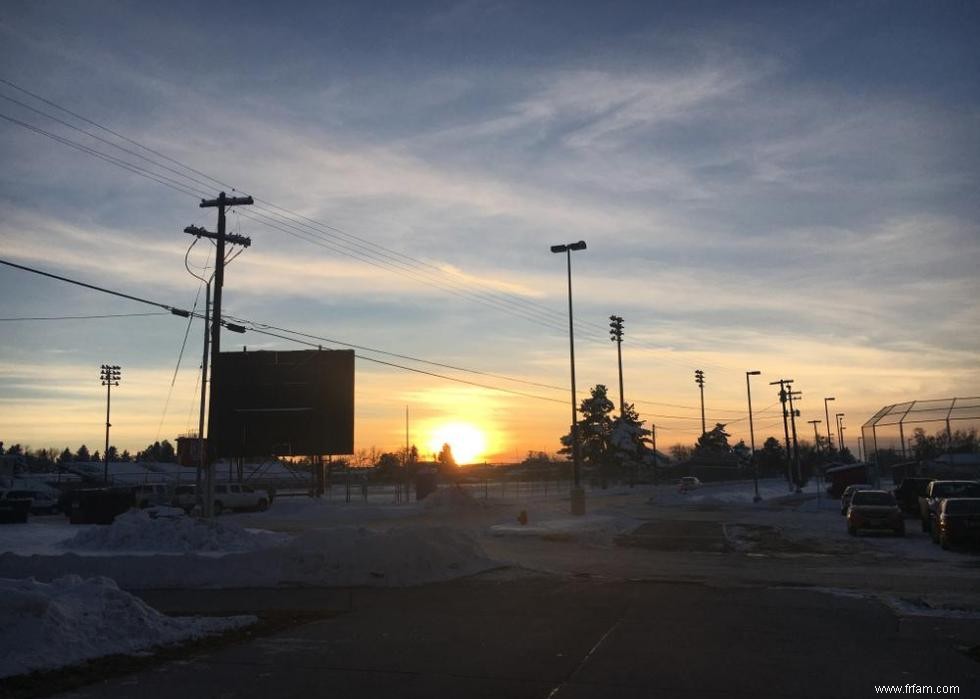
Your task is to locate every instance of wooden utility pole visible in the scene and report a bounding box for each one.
[184,192,252,517]
[770,378,794,492]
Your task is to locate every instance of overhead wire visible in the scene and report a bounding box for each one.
[0,81,729,366]
[0,312,167,321]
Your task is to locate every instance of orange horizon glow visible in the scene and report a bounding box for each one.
[425,421,489,465]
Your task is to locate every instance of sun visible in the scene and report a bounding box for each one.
[427,422,487,465]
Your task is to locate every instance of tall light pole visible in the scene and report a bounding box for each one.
[609,315,625,415]
[824,397,836,454]
[551,240,587,516]
[100,364,121,484]
[836,413,846,457]
[695,369,706,435]
[746,370,762,502]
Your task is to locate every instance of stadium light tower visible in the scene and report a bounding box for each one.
[609,315,625,414]
[100,364,121,484]
[551,240,587,516]
[695,369,706,435]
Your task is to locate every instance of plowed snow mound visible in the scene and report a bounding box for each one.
[63,508,289,553]
[2,527,500,588]
[422,486,482,510]
[0,575,254,678]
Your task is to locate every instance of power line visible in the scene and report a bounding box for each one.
[0,80,764,381]
[0,312,167,321]
[0,82,731,370]
[0,258,568,405]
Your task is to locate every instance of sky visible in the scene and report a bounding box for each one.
[1,0,978,461]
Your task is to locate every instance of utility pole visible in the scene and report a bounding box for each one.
[196,282,210,506]
[100,364,120,484]
[694,369,706,435]
[609,315,625,415]
[770,378,794,491]
[185,191,253,517]
[808,419,822,452]
[824,397,836,454]
[746,370,762,502]
[787,389,802,491]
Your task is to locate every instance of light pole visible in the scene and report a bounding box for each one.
[836,413,845,458]
[551,240,587,516]
[695,369,706,435]
[824,397,836,454]
[746,370,762,502]
[609,315,625,415]
[100,364,121,484]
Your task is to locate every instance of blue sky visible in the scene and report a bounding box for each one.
[1,1,978,458]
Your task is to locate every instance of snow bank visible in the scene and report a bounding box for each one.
[62,508,290,554]
[0,575,254,678]
[0,526,499,589]
[423,486,483,511]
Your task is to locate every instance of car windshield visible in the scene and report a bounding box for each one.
[934,482,980,497]
[943,499,980,515]
[851,492,895,506]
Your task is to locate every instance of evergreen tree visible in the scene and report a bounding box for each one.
[609,402,651,472]
[756,437,785,475]
[437,443,456,468]
[696,423,731,452]
[59,447,72,464]
[559,385,615,483]
[75,444,91,462]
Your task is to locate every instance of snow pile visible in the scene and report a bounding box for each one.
[0,575,254,678]
[422,486,483,511]
[62,508,289,554]
[271,526,496,586]
[0,526,499,588]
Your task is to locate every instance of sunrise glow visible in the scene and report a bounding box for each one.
[427,422,488,465]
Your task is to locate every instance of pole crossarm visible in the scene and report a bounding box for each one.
[184,225,251,248]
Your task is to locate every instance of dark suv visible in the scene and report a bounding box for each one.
[918,480,980,534]
[892,477,932,516]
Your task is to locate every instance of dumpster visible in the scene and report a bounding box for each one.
[68,488,134,524]
[415,471,438,501]
[0,498,31,524]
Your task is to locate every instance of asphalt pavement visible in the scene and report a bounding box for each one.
[45,572,979,699]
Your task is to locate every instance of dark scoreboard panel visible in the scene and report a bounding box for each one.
[211,349,354,457]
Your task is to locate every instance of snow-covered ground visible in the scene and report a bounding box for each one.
[1,476,976,680]
[0,575,254,679]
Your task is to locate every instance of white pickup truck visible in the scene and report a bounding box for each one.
[212,483,270,514]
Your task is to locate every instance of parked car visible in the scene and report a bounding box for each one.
[918,480,980,533]
[171,484,197,514]
[133,483,172,509]
[2,488,59,514]
[678,477,702,493]
[847,490,904,536]
[892,477,933,516]
[212,483,270,514]
[935,498,980,549]
[840,484,874,515]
